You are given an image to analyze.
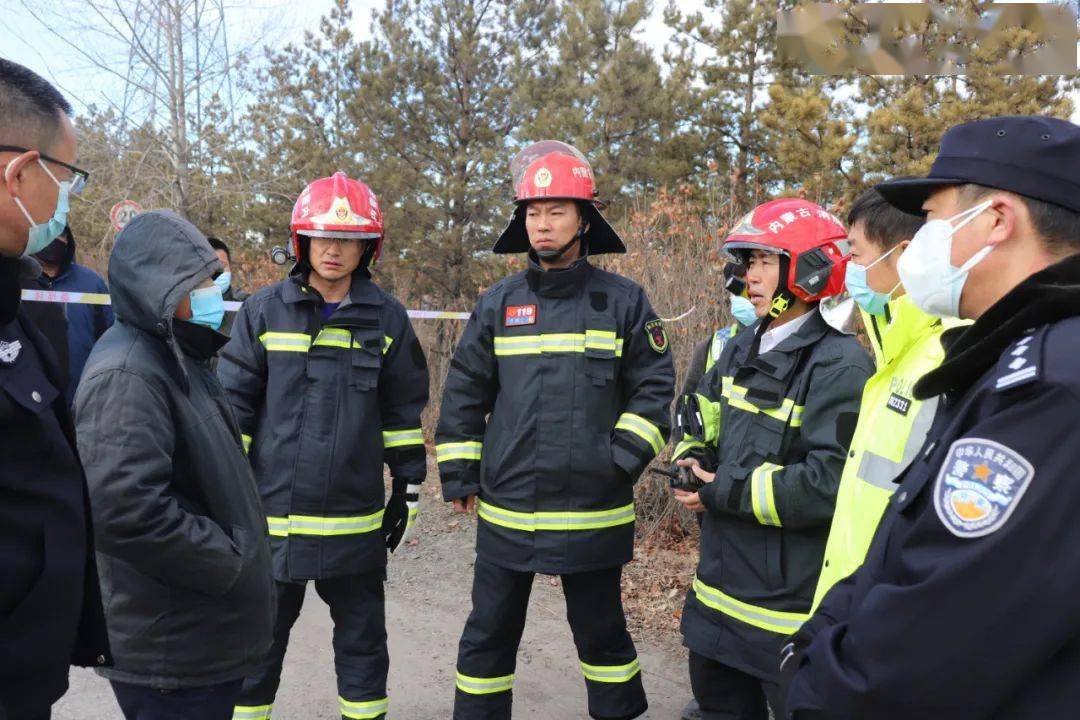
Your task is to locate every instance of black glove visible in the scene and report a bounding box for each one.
[382,478,421,553]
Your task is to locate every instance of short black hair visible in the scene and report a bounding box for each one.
[847,187,924,250]
[959,184,1080,255]
[0,59,72,148]
[206,236,230,259]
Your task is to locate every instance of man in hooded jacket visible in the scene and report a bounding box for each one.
[75,210,274,719]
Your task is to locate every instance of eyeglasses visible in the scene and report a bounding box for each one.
[0,145,90,195]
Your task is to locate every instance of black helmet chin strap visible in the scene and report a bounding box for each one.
[358,239,377,270]
[536,225,586,261]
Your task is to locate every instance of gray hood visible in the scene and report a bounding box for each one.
[108,210,222,336]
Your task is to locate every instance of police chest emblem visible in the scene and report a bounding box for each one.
[645,319,668,354]
[933,438,1033,539]
[0,339,22,365]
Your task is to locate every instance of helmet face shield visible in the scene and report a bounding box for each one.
[721,241,783,265]
[494,141,625,255]
[509,141,588,194]
[300,229,382,240]
[291,172,385,265]
[721,198,849,303]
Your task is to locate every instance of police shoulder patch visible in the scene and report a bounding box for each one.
[0,339,22,365]
[933,437,1034,539]
[645,318,668,354]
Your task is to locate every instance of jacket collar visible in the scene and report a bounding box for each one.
[766,307,830,354]
[173,319,229,361]
[915,252,1080,399]
[732,307,830,381]
[1,257,43,325]
[865,294,944,367]
[284,265,384,307]
[526,254,591,298]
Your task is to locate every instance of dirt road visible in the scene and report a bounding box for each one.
[54,482,691,719]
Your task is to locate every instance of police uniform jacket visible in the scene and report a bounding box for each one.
[0,257,109,717]
[786,254,1080,719]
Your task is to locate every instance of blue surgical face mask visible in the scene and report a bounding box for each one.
[845,244,902,317]
[189,285,225,331]
[730,294,758,326]
[213,271,232,295]
[13,160,71,258]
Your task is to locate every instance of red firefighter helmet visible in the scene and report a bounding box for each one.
[723,198,849,313]
[290,172,384,264]
[493,141,625,255]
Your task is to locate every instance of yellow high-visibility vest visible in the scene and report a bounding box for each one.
[812,294,964,611]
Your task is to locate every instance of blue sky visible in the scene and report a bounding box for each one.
[0,0,695,117]
[2,1,1075,123]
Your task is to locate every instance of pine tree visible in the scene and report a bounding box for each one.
[514,0,696,205]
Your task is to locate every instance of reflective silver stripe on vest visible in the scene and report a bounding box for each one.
[856,396,939,491]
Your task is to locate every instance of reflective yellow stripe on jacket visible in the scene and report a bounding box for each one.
[435,441,482,463]
[721,376,804,426]
[750,462,783,527]
[260,330,393,354]
[693,576,809,635]
[267,511,384,537]
[477,499,634,532]
[382,428,423,449]
[614,412,664,456]
[672,438,706,460]
[493,331,625,357]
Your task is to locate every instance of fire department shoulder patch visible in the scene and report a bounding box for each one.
[644,319,668,354]
[933,438,1033,539]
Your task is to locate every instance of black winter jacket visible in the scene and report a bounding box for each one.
[75,211,274,688]
[436,257,675,574]
[217,266,429,581]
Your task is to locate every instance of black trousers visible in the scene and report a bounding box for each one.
[688,651,784,720]
[453,558,647,720]
[235,572,388,720]
[110,679,242,720]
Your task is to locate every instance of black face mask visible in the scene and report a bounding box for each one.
[34,238,68,268]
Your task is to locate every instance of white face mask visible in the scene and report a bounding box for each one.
[896,200,993,319]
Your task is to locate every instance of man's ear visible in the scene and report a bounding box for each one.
[3,150,40,201]
[986,194,1020,248]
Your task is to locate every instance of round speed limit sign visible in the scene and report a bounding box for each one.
[110,200,143,232]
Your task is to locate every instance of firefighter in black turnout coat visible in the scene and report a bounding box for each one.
[436,142,675,720]
[219,173,429,720]
[672,199,872,720]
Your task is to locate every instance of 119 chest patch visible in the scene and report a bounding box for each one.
[505,305,537,327]
[933,438,1034,539]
